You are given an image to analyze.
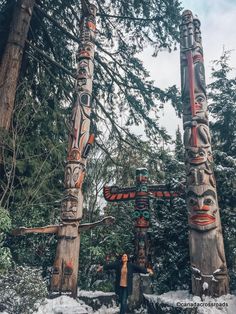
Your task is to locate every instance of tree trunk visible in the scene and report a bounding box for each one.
[180,10,229,297]
[0,0,35,130]
[0,0,35,191]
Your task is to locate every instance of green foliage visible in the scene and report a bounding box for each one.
[151,196,190,293]
[213,151,236,290]
[174,125,184,162]
[0,207,11,233]
[208,51,236,291]
[149,153,190,293]
[208,51,236,156]
[0,266,47,314]
[79,201,134,290]
[0,207,12,273]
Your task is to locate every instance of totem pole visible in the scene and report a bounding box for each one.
[180,10,229,297]
[13,1,114,298]
[104,168,179,267]
[104,168,179,307]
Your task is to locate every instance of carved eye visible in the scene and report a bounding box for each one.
[204,198,214,206]
[189,199,197,206]
[73,173,79,182]
[133,211,140,219]
[71,200,78,207]
[142,211,150,219]
[62,202,67,210]
[188,151,195,158]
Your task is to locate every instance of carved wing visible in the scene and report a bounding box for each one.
[148,184,180,198]
[103,186,136,202]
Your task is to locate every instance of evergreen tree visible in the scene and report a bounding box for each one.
[208,51,236,156]
[174,125,184,162]
[208,51,236,291]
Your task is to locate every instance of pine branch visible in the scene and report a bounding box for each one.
[97,13,162,22]
[34,4,80,45]
[25,50,73,101]
[26,40,76,78]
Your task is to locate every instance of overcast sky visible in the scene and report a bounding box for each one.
[140,0,236,140]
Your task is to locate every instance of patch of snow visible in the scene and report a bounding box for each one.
[202,282,208,291]
[78,290,116,298]
[33,293,119,314]
[144,289,191,306]
[93,305,119,314]
[34,296,92,314]
[196,295,236,314]
[144,290,236,314]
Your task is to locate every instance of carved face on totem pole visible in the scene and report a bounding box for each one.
[89,4,97,17]
[77,59,93,87]
[136,168,148,185]
[186,146,212,166]
[193,17,201,44]
[77,43,94,60]
[80,11,96,44]
[192,94,208,122]
[133,209,150,228]
[65,162,85,189]
[135,169,149,226]
[87,14,96,32]
[136,230,148,266]
[182,10,193,24]
[184,123,211,148]
[61,188,83,220]
[187,185,218,231]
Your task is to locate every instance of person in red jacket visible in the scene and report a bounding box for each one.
[97,253,153,314]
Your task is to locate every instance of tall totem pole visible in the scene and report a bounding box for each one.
[50,2,98,295]
[180,10,229,297]
[13,1,114,298]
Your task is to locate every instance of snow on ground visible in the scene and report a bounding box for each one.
[34,294,119,314]
[144,290,236,314]
[34,296,91,314]
[1,289,234,313]
[78,290,116,298]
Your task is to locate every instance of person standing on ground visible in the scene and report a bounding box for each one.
[97,253,153,314]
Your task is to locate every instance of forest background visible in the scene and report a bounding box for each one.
[0,0,235,312]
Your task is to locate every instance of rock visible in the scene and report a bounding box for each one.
[128,273,153,312]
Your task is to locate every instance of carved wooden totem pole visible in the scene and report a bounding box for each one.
[104,168,179,307]
[104,168,178,268]
[180,10,229,297]
[13,1,114,298]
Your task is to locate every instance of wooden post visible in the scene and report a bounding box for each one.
[180,10,229,297]
[12,1,115,298]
